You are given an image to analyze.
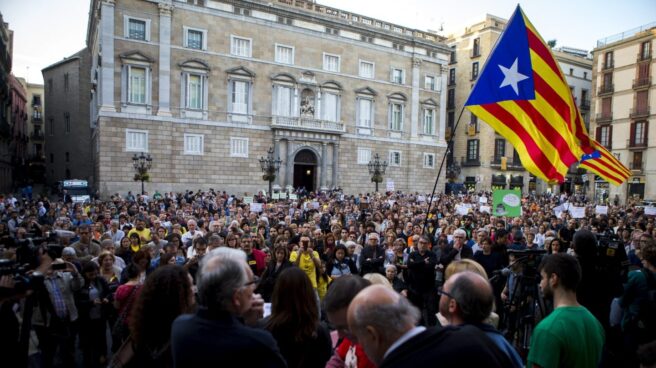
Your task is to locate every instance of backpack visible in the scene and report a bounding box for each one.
[638,269,656,337]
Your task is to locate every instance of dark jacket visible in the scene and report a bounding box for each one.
[269,322,331,368]
[171,307,286,368]
[407,250,437,293]
[359,245,385,275]
[256,260,294,302]
[439,244,473,268]
[75,276,112,321]
[380,325,512,368]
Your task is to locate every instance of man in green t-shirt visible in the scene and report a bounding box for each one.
[528,253,604,368]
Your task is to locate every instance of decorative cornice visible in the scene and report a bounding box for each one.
[158,2,173,17]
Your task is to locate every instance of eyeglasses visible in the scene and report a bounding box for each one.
[242,276,260,288]
[437,287,455,300]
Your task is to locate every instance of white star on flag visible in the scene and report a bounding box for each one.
[499,58,529,95]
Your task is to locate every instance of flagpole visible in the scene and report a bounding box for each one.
[424,105,467,241]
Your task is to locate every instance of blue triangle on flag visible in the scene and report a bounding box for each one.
[465,6,536,106]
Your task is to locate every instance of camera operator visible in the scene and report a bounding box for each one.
[573,230,627,333]
[32,253,84,368]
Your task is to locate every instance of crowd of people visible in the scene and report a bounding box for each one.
[0,188,655,368]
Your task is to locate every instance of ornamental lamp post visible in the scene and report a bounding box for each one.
[367,153,388,192]
[132,152,152,195]
[259,147,283,197]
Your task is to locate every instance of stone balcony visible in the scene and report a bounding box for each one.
[271,116,346,134]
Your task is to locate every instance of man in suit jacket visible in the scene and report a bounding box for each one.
[440,228,473,268]
[347,284,513,368]
[171,247,286,368]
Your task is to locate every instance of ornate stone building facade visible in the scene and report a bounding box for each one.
[87,0,450,196]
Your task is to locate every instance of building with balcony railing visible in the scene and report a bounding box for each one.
[86,0,450,195]
[591,22,656,201]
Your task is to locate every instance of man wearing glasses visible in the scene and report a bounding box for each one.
[171,247,286,367]
[440,229,473,269]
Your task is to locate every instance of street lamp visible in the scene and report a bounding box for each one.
[367,153,388,192]
[259,147,282,197]
[132,152,152,195]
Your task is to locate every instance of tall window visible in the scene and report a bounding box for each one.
[633,151,643,170]
[448,69,456,85]
[597,125,611,148]
[423,153,435,168]
[231,80,249,115]
[467,139,479,161]
[64,73,69,91]
[390,103,403,131]
[231,36,252,57]
[633,121,647,145]
[640,41,651,60]
[424,75,436,90]
[128,66,147,104]
[275,44,294,64]
[126,129,148,152]
[391,68,404,84]
[65,152,69,163]
[64,113,70,134]
[423,109,435,135]
[186,74,203,110]
[357,99,373,127]
[447,89,455,109]
[472,38,480,57]
[494,138,505,160]
[323,53,340,72]
[49,118,54,136]
[471,62,479,80]
[359,61,374,79]
[323,92,339,122]
[389,151,401,166]
[127,18,147,40]
[184,134,204,155]
[604,51,614,69]
[273,85,294,117]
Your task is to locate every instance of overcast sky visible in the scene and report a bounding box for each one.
[1,0,654,84]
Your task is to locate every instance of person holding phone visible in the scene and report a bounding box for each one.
[290,233,321,293]
[32,255,84,368]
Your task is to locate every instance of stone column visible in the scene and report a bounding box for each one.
[285,141,294,190]
[332,143,339,188]
[273,138,281,190]
[410,57,422,138]
[438,65,448,144]
[99,0,116,112]
[320,142,328,191]
[157,2,172,116]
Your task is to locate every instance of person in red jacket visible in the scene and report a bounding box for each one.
[242,236,266,277]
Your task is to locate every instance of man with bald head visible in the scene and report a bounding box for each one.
[438,271,523,367]
[348,284,513,368]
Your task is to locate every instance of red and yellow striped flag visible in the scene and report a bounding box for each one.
[465,5,583,183]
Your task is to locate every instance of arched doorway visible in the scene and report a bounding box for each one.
[293,149,317,191]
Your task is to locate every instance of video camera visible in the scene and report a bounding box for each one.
[0,259,44,295]
[506,248,547,278]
